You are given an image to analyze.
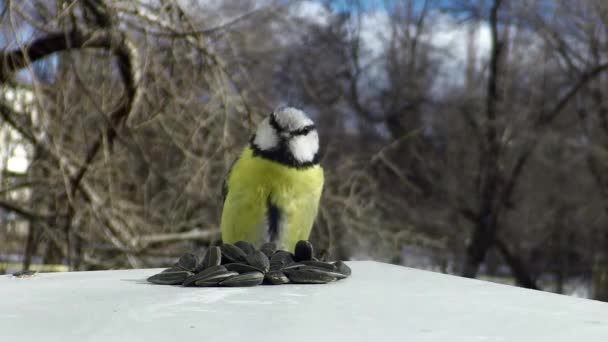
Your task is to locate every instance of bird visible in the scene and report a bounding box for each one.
[220,106,324,252]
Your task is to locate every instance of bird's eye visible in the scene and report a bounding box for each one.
[292,125,315,136]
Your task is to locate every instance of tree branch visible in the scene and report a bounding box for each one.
[66,2,141,199]
[0,199,52,221]
[501,62,608,204]
[138,228,220,248]
[0,29,126,83]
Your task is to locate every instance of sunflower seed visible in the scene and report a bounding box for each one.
[300,266,348,280]
[235,241,255,255]
[260,242,277,258]
[246,250,270,273]
[220,272,265,287]
[225,262,263,274]
[177,253,198,271]
[300,260,337,271]
[280,262,305,271]
[220,244,247,263]
[270,251,294,270]
[294,240,314,261]
[285,268,336,284]
[182,265,227,286]
[202,246,222,269]
[269,262,282,272]
[194,271,239,287]
[265,271,290,285]
[334,261,352,276]
[148,271,192,285]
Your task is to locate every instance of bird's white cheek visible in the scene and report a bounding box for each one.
[253,118,279,150]
[289,132,319,163]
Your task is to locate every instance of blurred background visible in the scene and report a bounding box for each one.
[1,0,607,300]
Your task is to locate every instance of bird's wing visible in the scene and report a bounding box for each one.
[221,157,239,205]
[220,150,271,244]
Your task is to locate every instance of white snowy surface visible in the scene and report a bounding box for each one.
[1,261,607,342]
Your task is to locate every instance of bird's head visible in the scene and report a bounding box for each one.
[251,106,320,167]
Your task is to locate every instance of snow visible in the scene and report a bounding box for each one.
[1,261,607,341]
[6,145,29,173]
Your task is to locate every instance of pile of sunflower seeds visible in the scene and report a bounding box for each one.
[147,240,351,287]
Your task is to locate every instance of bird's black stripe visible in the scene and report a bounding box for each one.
[267,197,281,243]
[292,124,316,136]
[269,112,315,136]
[249,137,320,168]
[269,112,282,132]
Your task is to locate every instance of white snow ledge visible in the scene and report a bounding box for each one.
[1,261,607,342]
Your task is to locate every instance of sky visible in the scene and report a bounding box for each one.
[291,0,492,87]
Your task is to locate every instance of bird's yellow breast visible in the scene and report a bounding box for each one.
[220,146,324,251]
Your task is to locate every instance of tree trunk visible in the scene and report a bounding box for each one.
[463,217,496,278]
[463,0,502,279]
[22,223,37,270]
[593,255,608,302]
[593,229,608,301]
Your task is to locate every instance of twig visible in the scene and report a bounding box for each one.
[138,228,220,248]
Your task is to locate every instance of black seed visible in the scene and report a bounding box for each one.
[300,266,347,280]
[202,246,222,269]
[177,253,198,271]
[334,261,352,276]
[220,272,265,287]
[183,265,227,286]
[225,263,263,274]
[246,251,270,273]
[235,241,255,255]
[220,244,247,263]
[265,271,290,285]
[285,268,336,284]
[300,260,337,271]
[193,271,238,287]
[281,263,305,271]
[270,251,294,267]
[148,271,192,285]
[294,240,313,262]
